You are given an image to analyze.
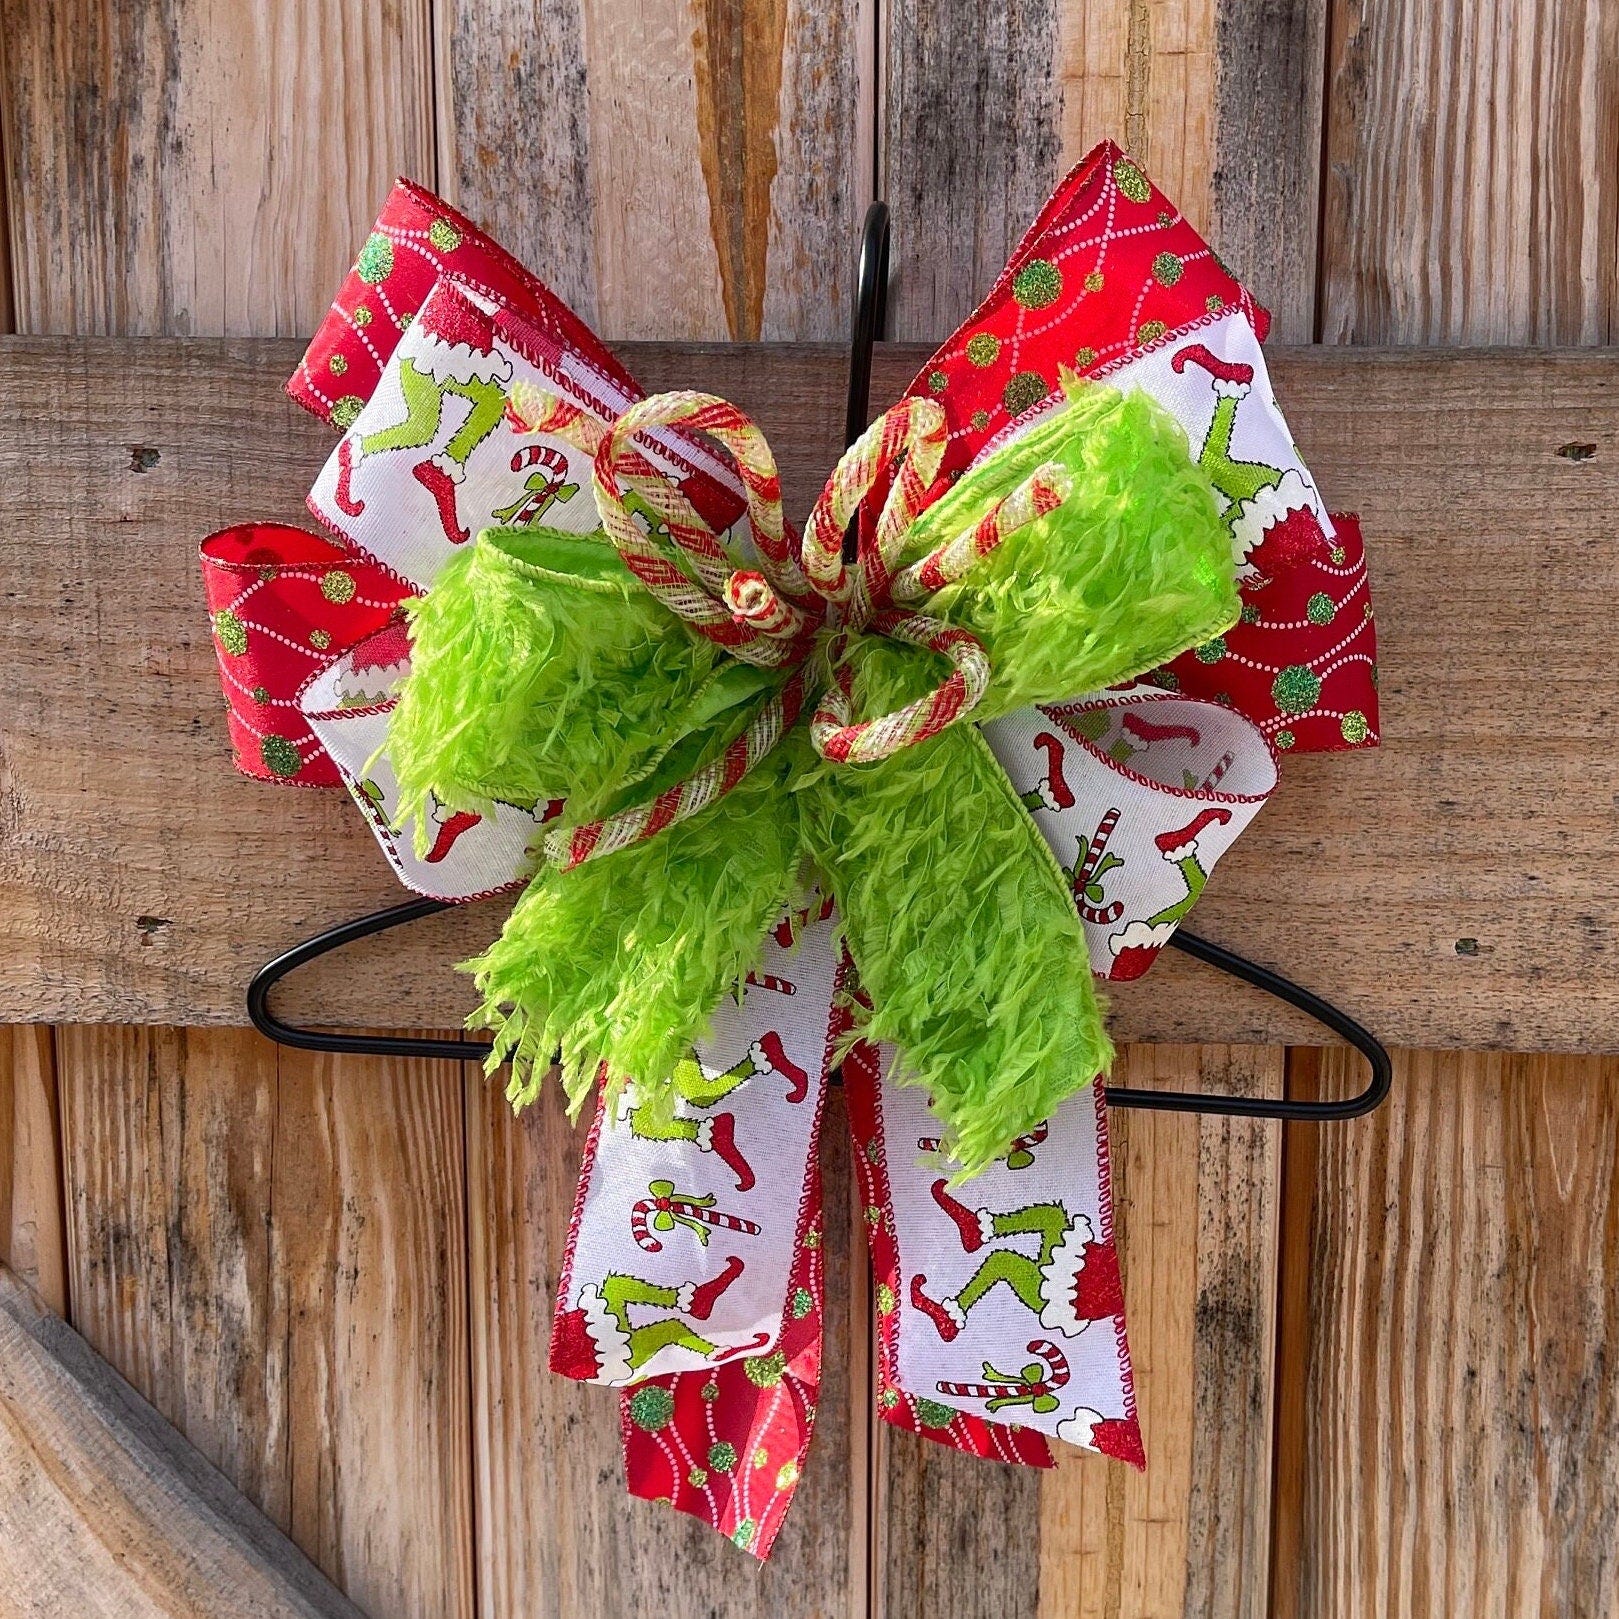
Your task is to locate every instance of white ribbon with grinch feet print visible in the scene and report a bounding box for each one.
[984,683,1277,982]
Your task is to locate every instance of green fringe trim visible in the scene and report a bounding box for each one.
[797,643,1110,1180]
[466,743,803,1119]
[908,383,1239,718]
[386,526,719,848]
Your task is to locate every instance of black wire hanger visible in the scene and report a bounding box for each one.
[249,200,1389,1124]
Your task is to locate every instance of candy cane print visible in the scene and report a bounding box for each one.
[1073,806,1125,925]
[630,1180,763,1254]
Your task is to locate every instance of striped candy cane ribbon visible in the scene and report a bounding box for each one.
[529,388,1075,869]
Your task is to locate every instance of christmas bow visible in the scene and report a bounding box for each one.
[200,141,1378,1558]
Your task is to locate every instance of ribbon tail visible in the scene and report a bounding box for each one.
[842,1036,1053,1468]
[844,1035,1143,1470]
[551,907,845,1556]
[621,1178,826,1559]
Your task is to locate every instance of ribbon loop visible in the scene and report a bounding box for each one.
[810,613,993,764]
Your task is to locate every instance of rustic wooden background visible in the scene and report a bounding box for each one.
[1,1,1616,1616]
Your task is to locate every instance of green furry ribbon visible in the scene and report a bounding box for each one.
[387,382,1236,1177]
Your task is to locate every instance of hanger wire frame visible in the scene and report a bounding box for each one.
[247,199,1390,1124]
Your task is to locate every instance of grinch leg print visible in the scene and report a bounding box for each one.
[1108,805,1233,979]
[937,1340,1071,1415]
[552,1257,747,1383]
[333,297,514,541]
[909,1180,1124,1343]
[1170,342,1319,576]
[1020,730,1076,813]
[421,796,481,863]
[630,1180,762,1253]
[620,1032,811,1193]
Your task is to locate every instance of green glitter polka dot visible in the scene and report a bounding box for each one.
[330,395,364,429]
[399,311,414,330]
[249,686,269,706]
[708,1441,738,1473]
[1151,668,1181,691]
[1083,270,1105,292]
[865,1137,881,1163]
[776,1460,800,1489]
[1152,251,1183,287]
[700,1378,721,1402]
[1012,258,1062,309]
[1306,592,1336,626]
[1113,158,1151,203]
[1275,729,1296,750]
[261,736,302,778]
[1330,545,1347,565]
[257,564,278,582]
[321,569,357,604]
[915,1398,955,1429]
[789,1286,813,1319]
[1272,664,1322,714]
[428,218,463,253]
[970,409,990,431]
[1193,636,1226,664]
[1340,710,1370,744]
[879,1387,900,1410]
[687,1468,708,1488]
[731,1520,756,1550]
[355,232,394,285]
[875,1283,896,1316]
[1157,210,1173,226]
[1074,345,1097,368]
[1002,370,1047,417]
[352,305,372,327]
[309,627,332,651]
[803,1226,821,1250]
[753,1447,770,1470]
[965,332,1000,368]
[328,353,348,376]
[864,1205,882,1226]
[1137,319,1167,345]
[1240,603,1260,624]
[1206,293,1225,314]
[212,609,247,656]
[628,1384,675,1432]
[927,369,949,395]
[745,1352,786,1389]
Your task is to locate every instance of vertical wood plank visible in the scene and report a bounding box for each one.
[0,0,435,335]
[56,1028,476,1617]
[882,0,1326,342]
[467,1075,867,1617]
[0,1026,66,1315]
[1319,0,1619,344]
[437,0,870,341]
[274,1045,476,1619]
[1277,1050,1619,1619]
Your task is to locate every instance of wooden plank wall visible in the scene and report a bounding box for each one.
[0,2,1614,1617]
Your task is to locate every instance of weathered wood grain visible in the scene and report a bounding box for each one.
[1319,0,1619,344]
[877,1046,1281,1619]
[1211,0,1329,340]
[55,1026,475,1616]
[0,1026,65,1315]
[0,338,1614,1052]
[1274,1049,1619,1619]
[466,1073,866,1615]
[0,0,436,336]
[0,1262,364,1619]
[882,0,1325,341]
[437,0,868,341]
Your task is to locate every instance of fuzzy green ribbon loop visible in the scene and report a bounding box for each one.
[387,381,1238,1177]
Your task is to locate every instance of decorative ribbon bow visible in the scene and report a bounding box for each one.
[200,141,1378,1559]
